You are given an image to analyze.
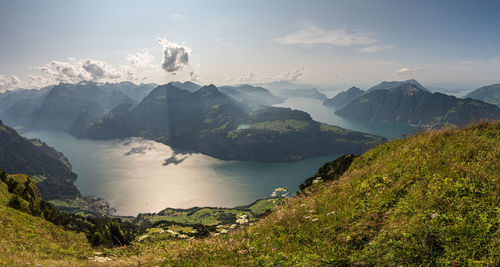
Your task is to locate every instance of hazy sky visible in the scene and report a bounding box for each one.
[1,0,499,92]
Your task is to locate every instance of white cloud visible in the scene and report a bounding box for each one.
[127,51,155,68]
[276,67,307,81]
[39,58,123,83]
[360,45,394,53]
[167,13,187,21]
[394,67,426,75]
[275,24,377,47]
[158,38,191,73]
[239,72,255,83]
[0,74,20,92]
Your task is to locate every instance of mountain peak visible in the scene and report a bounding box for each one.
[368,79,427,92]
[392,83,425,96]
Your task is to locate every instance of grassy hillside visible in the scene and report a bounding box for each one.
[150,121,499,266]
[0,173,91,266]
[0,122,498,265]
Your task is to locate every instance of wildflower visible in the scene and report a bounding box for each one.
[213,233,221,237]
[272,248,277,251]
[431,212,439,219]
[166,230,177,236]
[230,224,237,229]
[178,234,188,239]
[308,209,315,213]
[274,187,287,192]
[270,192,277,197]
[93,256,112,263]
[300,204,306,207]
[326,211,335,216]
[249,246,255,251]
[238,249,249,255]
[313,177,323,183]
[137,234,149,242]
[312,218,319,222]
[304,215,311,219]
[236,214,249,224]
[220,229,228,234]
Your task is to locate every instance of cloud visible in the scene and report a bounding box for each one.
[39,58,123,83]
[0,74,20,92]
[360,45,394,53]
[394,67,426,75]
[167,13,187,21]
[127,51,154,68]
[239,72,255,83]
[276,67,307,81]
[275,24,377,47]
[189,71,198,81]
[158,38,191,73]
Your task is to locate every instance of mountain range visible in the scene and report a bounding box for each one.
[85,84,385,162]
[335,83,500,127]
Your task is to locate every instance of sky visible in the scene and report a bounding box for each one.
[0,0,499,93]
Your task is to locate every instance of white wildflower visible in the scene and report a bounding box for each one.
[220,229,228,234]
[230,224,237,229]
[137,234,149,242]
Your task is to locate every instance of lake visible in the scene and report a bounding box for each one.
[274,97,419,140]
[22,97,418,216]
[23,130,342,216]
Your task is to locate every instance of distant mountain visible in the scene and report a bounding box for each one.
[464,84,500,106]
[86,84,385,162]
[336,83,500,127]
[219,84,284,106]
[0,120,79,200]
[278,88,328,100]
[368,79,427,92]
[323,86,365,109]
[99,81,157,102]
[0,86,52,126]
[0,81,156,134]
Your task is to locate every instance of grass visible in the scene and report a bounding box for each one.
[152,122,499,266]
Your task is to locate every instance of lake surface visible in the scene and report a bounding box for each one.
[274,97,419,140]
[22,97,418,216]
[23,130,341,216]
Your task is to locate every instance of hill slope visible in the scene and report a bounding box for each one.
[323,86,365,109]
[0,120,79,200]
[0,172,90,265]
[155,121,499,266]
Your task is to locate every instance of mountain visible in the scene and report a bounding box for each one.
[2,121,497,265]
[0,81,156,132]
[0,86,52,126]
[323,86,365,109]
[368,79,427,92]
[336,83,500,127]
[86,84,385,162]
[219,84,284,106]
[464,84,500,106]
[0,120,79,200]
[278,87,328,100]
[99,81,157,102]
[169,81,202,92]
